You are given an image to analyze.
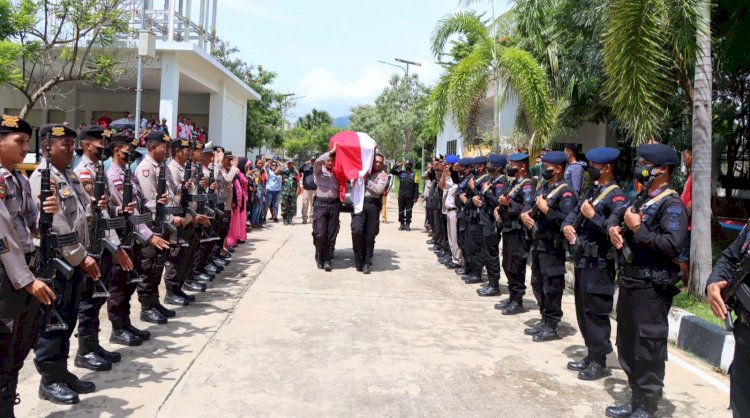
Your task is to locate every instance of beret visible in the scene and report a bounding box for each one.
[472,155,488,165]
[541,150,567,164]
[585,147,620,164]
[78,125,113,141]
[488,154,507,167]
[0,115,32,136]
[508,152,529,162]
[109,132,138,147]
[458,158,473,167]
[445,155,460,164]
[39,123,77,139]
[170,138,190,149]
[636,143,680,166]
[145,130,170,145]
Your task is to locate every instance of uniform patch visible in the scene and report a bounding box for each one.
[78,170,92,180]
[60,187,73,198]
[0,237,8,254]
[0,183,6,200]
[667,206,683,215]
[83,182,93,192]
[612,196,626,202]
[142,169,150,178]
[69,173,78,180]
[562,191,573,197]
[668,220,681,231]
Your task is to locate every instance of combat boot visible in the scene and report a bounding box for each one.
[605,392,639,418]
[477,285,501,297]
[524,320,545,335]
[183,280,206,292]
[204,263,221,275]
[110,327,143,347]
[463,275,483,284]
[362,264,371,275]
[155,301,176,318]
[405,223,411,231]
[165,291,189,306]
[628,398,657,418]
[74,335,112,371]
[125,324,151,341]
[141,307,168,324]
[399,223,405,231]
[323,261,332,272]
[92,333,121,363]
[566,355,591,371]
[455,267,470,276]
[38,380,78,405]
[212,257,229,268]
[533,321,559,342]
[494,298,512,310]
[1,382,18,417]
[502,300,524,315]
[578,360,610,381]
[62,371,96,394]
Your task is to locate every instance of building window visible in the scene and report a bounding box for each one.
[447,140,457,156]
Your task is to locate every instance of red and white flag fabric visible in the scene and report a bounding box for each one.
[329,131,377,214]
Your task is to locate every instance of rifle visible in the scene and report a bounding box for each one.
[36,132,75,332]
[619,178,655,263]
[527,185,555,240]
[565,185,599,260]
[154,157,181,267]
[192,165,220,244]
[207,163,223,219]
[119,140,149,284]
[87,159,123,298]
[721,254,750,331]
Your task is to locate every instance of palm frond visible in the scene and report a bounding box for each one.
[666,0,702,66]
[426,73,452,135]
[431,11,488,59]
[603,0,671,145]
[447,41,493,135]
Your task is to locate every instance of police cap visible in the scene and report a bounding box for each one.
[39,123,77,139]
[445,155,459,164]
[508,152,529,163]
[109,132,138,148]
[472,155,488,165]
[488,154,507,168]
[541,150,567,165]
[146,130,170,145]
[78,125,113,142]
[458,158,472,167]
[585,147,620,164]
[0,115,32,137]
[636,143,680,166]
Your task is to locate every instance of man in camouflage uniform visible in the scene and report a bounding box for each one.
[280,160,300,225]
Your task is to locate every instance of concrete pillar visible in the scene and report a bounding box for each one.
[159,52,180,136]
[208,80,225,146]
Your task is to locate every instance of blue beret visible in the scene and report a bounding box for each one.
[488,154,507,167]
[508,152,529,162]
[458,158,472,167]
[636,143,680,166]
[541,150,567,165]
[445,155,459,164]
[585,147,620,164]
[472,155,488,165]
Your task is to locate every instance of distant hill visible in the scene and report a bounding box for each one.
[332,116,350,129]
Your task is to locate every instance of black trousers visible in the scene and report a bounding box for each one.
[463,220,481,276]
[469,223,501,284]
[530,245,566,325]
[0,292,40,393]
[107,243,147,328]
[397,195,414,223]
[431,208,446,249]
[312,200,340,263]
[502,229,528,301]
[140,244,165,307]
[616,277,676,404]
[731,320,750,418]
[164,225,197,290]
[192,226,216,274]
[351,199,380,268]
[77,254,114,337]
[574,266,615,363]
[34,268,84,382]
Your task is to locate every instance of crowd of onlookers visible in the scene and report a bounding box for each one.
[77,111,208,147]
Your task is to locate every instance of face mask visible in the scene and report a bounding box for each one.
[634,165,657,184]
[505,167,519,177]
[588,166,601,181]
[542,168,554,180]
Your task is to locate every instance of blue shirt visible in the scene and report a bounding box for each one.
[564,161,586,196]
[266,168,281,192]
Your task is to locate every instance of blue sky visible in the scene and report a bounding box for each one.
[215,0,512,120]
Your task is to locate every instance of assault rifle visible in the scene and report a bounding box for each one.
[154,157,181,267]
[36,132,74,331]
[722,254,750,331]
[192,165,219,244]
[619,178,655,263]
[565,185,600,260]
[87,159,122,298]
[119,140,149,284]
[527,185,554,240]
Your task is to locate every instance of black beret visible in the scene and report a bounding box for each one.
[636,143,680,166]
[109,132,138,147]
[541,150,567,164]
[0,115,32,136]
[145,130,171,145]
[170,138,190,149]
[78,125,113,142]
[39,123,77,139]
[585,147,620,164]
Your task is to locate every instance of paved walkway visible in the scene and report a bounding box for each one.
[16,199,730,417]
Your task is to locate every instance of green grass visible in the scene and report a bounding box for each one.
[673,291,724,328]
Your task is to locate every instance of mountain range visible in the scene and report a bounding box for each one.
[332,116,350,128]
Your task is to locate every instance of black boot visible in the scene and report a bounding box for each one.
[323,261,332,272]
[494,298,512,310]
[176,287,196,301]
[141,307,168,324]
[62,371,96,394]
[605,392,638,418]
[362,264,371,275]
[74,335,112,371]
[578,360,610,381]
[477,280,501,296]
[110,327,143,346]
[629,398,657,418]
[567,355,591,371]
[1,382,18,417]
[399,223,405,231]
[155,301,176,318]
[38,380,79,405]
[165,291,189,306]
[463,275,483,284]
[501,300,524,315]
[405,223,411,231]
[532,321,560,342]
[92,333,121,363]
[125,323,151,341]
[524,320,545,336]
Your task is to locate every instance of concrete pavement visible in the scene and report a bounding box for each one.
[16,199,731,417]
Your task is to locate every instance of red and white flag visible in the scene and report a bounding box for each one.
[330,131,377,214]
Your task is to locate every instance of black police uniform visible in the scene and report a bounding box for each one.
[475,157,508,296]
[526,158,577,341]
[707,221,750,418]
[605,143,687,416]
[390,164,418,227]
[454,161,473,276]
[462,170,492,284]
[497,165,534,313]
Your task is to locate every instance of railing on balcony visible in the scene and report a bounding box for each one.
[126,0,218,52]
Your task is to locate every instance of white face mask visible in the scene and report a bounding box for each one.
[680,164,688,175]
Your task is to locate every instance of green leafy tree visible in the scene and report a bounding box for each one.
[1,0,131,117]
[283,109,339,159]
[297,109,333,130]
[374,74,429,159]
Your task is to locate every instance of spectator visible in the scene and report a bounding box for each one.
[265,159,282,222]
[97,111,112,128]
[677,145,693,284]
[299,158,317,224]
[564,143,586,196]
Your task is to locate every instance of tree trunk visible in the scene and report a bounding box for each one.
[688,0,712,298]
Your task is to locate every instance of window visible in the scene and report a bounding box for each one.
[446,139,457,156]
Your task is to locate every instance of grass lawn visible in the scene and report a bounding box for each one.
[673,290,725,328]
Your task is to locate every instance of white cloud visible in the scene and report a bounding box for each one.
[222,0,296,25]
[296,65,393,102]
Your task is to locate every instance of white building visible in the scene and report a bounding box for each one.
[435,82,618,156]
[0,0,259,157]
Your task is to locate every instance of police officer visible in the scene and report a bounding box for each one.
[188,142,219,283]
[106,132,171,343]
[605,143,686,418]
[562,147,627,381]
[351,153,388,274]
[475,154,508,297]
[438,155,463,270]
[0,115,58,415]
[461,156,491,285]
[706,220,750,418]
[30,124,105,404]
[312,146,341,271]
[195,145,229,273]
[391,160,418,231]
[135,131,181,315]
[520,150,577,342]
[494,153,533,315]
[73,126,135,372]
[453,158,474,277]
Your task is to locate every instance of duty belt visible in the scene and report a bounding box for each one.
[447,207,458,212]
[622,266,678,284]
[314,196,339,204]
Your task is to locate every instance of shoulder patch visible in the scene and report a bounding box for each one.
[83,182,93,193]
[612,195,626,202]
[69,173,77,180]
[562,191,573,197]
[0,237,7,254]
[668,219,681,231]
[0,182,6,200]
[142,169,150,178]
[78,170,92,180]
[666,205,683,215]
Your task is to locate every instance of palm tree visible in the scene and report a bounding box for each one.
[602,0,711,297]
[426,11,559,157]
